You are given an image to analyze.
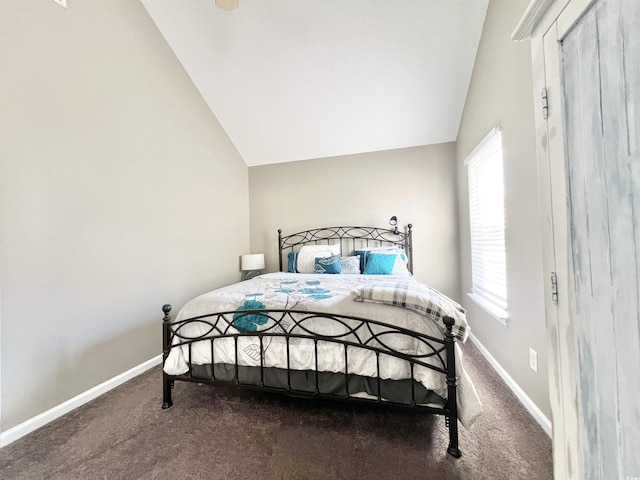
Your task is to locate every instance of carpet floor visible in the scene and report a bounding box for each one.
[0,341,553,479]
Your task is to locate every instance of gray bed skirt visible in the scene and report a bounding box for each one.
[190,363,446,407]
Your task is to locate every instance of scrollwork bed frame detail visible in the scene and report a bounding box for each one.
[278,224,413,274]
[161,309,461,458]
[161,224,463,458]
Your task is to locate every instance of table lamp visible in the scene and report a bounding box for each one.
[241,253,265,280]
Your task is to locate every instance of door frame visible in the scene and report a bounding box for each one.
[513,0,599,479]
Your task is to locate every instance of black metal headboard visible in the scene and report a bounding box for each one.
[278,224,413,274]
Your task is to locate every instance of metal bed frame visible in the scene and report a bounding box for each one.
[161,224,462,458]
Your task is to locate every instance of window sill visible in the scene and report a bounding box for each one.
[467,292,509,326]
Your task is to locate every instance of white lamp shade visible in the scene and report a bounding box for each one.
[241,253,265,271]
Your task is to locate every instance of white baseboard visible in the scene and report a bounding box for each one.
[468,333,552,437]
[1,339,552,446]
[0,354,162,448]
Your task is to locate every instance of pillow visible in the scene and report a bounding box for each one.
[353,246,400,270]
[314,254,341,274]
[296,243,341,273]
[354,246,410,275]
[389,253,411,275]
[339,256,361,274]
[363,253,397,275]
[300,244,341,253]
[287,251,299,273]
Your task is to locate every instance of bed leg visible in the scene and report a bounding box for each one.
[443,315,461,458]
[447,446,462,459]
[162,374,173,409]
[162,304,174,409]
[446,416,461,458]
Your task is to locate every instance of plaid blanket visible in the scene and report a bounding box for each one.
[352,280,469,341]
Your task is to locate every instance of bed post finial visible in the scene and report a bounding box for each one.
[443,315,454,330]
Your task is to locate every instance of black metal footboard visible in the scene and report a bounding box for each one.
[161,304,462,458]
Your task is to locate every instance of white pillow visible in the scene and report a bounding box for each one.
[340,256,361,274]
[296,243,341,273]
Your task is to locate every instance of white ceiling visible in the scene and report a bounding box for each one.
[142,0,489,166]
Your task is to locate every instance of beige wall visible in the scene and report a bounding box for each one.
[0,0,550,433]
[456,0,550,417]
[0,0,249,430]
[248,143,460,299]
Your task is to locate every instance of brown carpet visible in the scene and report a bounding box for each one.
[0,341,553,479]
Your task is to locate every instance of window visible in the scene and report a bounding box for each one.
[465,128,508,323]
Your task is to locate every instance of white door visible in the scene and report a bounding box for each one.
[542,0,640,478]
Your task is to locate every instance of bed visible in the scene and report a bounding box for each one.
[161,224,482,458]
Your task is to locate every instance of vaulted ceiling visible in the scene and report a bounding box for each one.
[142,0,489,166]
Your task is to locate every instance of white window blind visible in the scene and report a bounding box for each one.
[465,128,508,321]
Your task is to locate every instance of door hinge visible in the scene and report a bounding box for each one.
[541,88,549,119]
[550,272,558,304]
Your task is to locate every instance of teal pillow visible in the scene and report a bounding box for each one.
[287,251,299,273]
[353,249,368,272]
[363,253,397,275]
[314,254,341,274]
[354,248,407,273]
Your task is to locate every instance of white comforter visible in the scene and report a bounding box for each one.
[164,272,482,427]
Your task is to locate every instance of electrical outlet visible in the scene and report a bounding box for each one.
[529,348,538,373]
